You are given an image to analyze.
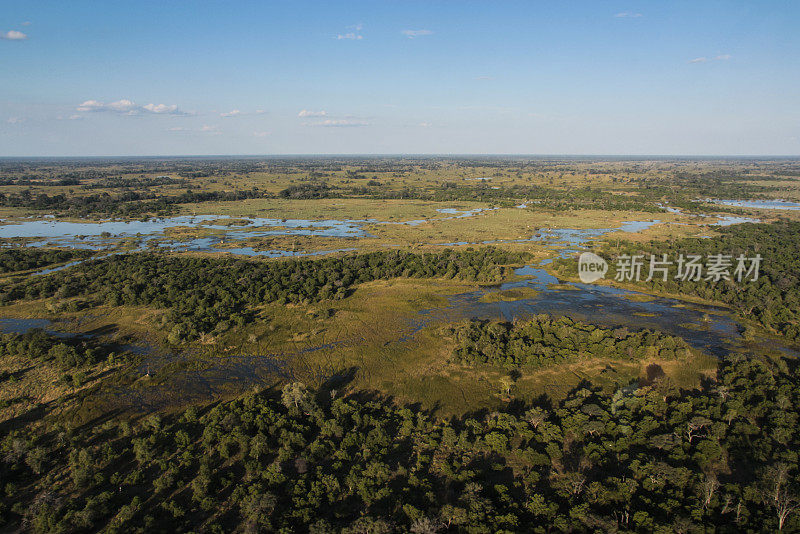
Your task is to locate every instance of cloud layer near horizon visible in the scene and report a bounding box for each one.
[76,99,188,115]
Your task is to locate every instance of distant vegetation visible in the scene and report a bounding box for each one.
[83,176,189,189]
[448,316,692,369]
[4,156,792,218]
[0,249,92,275]
[0,188,267,217]
[278,183,335,199]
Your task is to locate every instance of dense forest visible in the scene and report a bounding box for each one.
[0,329,132,371]
[0,249,92,275]
[448,316,692,369]
[556,221,800,344]
[2,352,800,532]
[273,182,668,213]
[1,248,527,342]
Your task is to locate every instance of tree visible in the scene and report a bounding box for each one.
[763,464,800,530]
[281,382,314,412]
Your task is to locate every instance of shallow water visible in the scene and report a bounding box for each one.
[0,214,371,254]
[0,317,56,334]
[421,264,741,357]
[0,203,747,260]
[0,209,502,259]
[708,199,800,210]
[713,215,760,227]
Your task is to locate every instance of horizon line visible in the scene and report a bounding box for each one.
[1,153,800,160]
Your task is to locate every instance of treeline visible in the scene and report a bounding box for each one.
[557,221,800,343]
[0,329,122,370]
[276,180,765,214]
[422,184,664,212]
[0,249,92,275]
[0,191,168,217]
[1,176,775,218]
[0,188,268,217]
[276,182,666,213]
[1,248,527,342]
[3,355,800,532]
[448,316,691,368]
[0,178,80,187]
[83,176,189,189]
[278,183,336,199]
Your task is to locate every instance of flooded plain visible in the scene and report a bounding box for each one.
[1,205,794,409]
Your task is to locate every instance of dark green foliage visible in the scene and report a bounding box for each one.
[83,176,188,189]
[0,329,123,369]
[2,248,527,341]
[0,188,267,217]
[448,316,691,368]
[278,183,336,199]
[3,356,800,532]
[0,248,92,274]
[416,184,665,212]
[275,182,666,212]
[557,221,800,343]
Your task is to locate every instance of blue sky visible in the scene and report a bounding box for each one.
[1,0,799,156]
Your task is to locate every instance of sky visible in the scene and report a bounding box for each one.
[1,0,799,156]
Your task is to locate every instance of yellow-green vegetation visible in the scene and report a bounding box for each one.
[618,292,656,302]
[0,270,719,419]
[478,287,540,302]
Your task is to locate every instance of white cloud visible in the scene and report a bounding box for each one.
[2,30,28,40]
[419,122,432,128]
[253,131,270,137]
[402,29,433,39]
[306,119,368,127]
[168,125,221,134]
[7,117,23,124]
[337,24,364,40]
[142,103,181,114]
[614,12,642,18]
[21,22,31,27]
[298,109,328,118]
[220,109,242,117]
[689,54,731,64]
[77,99,134,112]
[255,109,267,115]
[76,99,188,115]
